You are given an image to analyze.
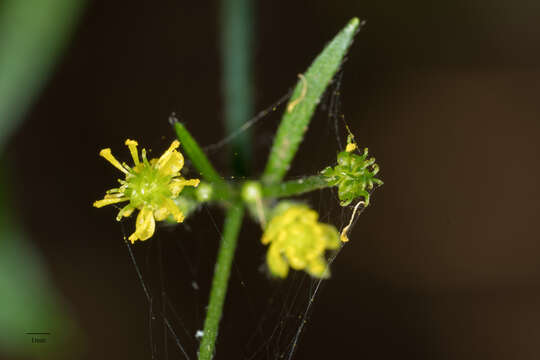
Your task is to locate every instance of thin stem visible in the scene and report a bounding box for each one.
[221,0,254,176]
[174,121,235,204]
[198,203,244,360]
[262,175,329,199]
[174,121,226,187]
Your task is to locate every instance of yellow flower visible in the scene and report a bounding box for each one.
[262,203,340,278]
[93,139,200,243]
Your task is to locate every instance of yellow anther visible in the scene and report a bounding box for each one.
[100,148,129,174]
[125,139,140,165]
[345,142,357,152]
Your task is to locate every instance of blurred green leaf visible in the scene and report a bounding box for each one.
[221,0,254,175]
[0,0,85,357]
[0,0,85,152]
[0,165,82,359]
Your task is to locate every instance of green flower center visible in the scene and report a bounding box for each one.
[125,166,172,208]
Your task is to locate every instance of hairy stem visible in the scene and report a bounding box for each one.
[262,175,329,199]
[198,203,244,360]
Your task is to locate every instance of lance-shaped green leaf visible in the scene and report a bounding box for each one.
[261,18,362,185]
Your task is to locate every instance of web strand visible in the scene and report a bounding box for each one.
[121,69,379,359]
[122,225,192,360]
[202,91,292,153]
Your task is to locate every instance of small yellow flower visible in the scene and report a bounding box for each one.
[94,139,200,243]
[262,203,340,278]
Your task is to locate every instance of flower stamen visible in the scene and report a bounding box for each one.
[93,197,129,208]
[141,148,149,165]
[100,148,129,174]
[125,139,140,165]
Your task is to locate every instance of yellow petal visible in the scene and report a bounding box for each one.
[320,224,340,249]
[158,150,184,176]
[128,233,138,243]
[169,178,200,197]
[285,246,307,270]
[162,198,185,223]
[261,234,271,245]
[93,197,129,208]
[306,257,330,278]
[182,178,200,187]
[99,148,129,174]
[129,207,156,242]
[267,243,289,278]
[153,207,170,221]
[116,204,135,221]
[125,139,140,165]
[157,140,181,170]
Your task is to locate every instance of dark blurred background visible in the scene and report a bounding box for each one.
[3,0,540,359]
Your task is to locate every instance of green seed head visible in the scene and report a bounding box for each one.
[322,146,383,206]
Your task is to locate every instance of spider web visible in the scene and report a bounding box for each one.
[118,72,378,360]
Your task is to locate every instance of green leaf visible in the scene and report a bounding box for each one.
[261,18,362,185]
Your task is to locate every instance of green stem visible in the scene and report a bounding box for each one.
[262,175,329,199]
[174,121,226,187]
[208,181,237,204]
[220,0,254,176]
[198,203,244,360]
[174,122,235,204]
